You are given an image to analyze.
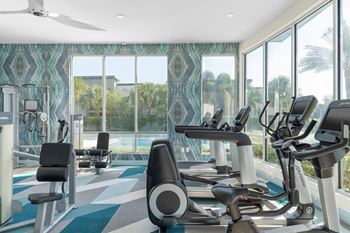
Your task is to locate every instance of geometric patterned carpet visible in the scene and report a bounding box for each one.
[5,166,350,233]
[7,166,159,233]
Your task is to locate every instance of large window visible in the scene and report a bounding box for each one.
[266,30,293,163]
[72,56,103,147]
[297,3,334,126]
[202,56,236,156]
[341,0,350,192]
[105,57,136,152]
[137,56,168,152]
[245,46,264,159]
[243,0,350,193]
[72,56,167,155]
[296,3,334,177]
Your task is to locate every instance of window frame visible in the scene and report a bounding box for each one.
[242,0,350,191]
[69,55,168,153]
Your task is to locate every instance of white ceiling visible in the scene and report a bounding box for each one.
[0,0,297,44]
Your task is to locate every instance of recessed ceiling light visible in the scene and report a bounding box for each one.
[121,42,127,45]
[116,14,126,19]
[225,13,234,18]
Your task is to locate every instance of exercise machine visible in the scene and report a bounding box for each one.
[0,113,14,227]
[76,132,112,175]
[184,96,317,199]
[146,98,320,231]
[175,108,228,173]
[212,99,350,233]
[0,115,77,233]
[177,107,250,177]
[28,143,76,233]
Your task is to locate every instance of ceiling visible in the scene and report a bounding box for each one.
[0,0,297,44]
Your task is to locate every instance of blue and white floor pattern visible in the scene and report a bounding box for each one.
[5,166,350,233]
[7,166,160,233]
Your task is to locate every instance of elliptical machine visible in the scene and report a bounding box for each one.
[212,99,350,233]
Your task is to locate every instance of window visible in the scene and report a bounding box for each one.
[137,56,168,152]
[202,56,236,122]
[245,46,264,159]
[266,30,293,163]
[202,56,236,157]
[341,0,350,191]
[72,56,103,147]
[243,0,350,189]
[105,57,136,152]
[72,56,167,155]
[296,3,334,176]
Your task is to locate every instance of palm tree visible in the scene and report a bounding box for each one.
[299,22,350,98]
[202,71,216,104]
[267,75,292,114]
[215,73,234,122]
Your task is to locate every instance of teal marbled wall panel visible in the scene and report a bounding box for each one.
[0,43,239,160]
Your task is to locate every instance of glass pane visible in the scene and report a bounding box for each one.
[72,56,103,147]
[341,0,350,191]
[0,93,3,111]
[202,56,236,157]
[202,56,236,123]
[296,3,333,177]
[105,56,135,132]
[343,155,350,192]
[137,56,168,133]
[105,56,136,153]
[266,30,293,163]
[245,46,264,159]
[109,133,135,153]
[137,133,168,153]
[251,136,264,159]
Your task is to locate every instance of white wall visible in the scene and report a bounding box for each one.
[240,0,329,53]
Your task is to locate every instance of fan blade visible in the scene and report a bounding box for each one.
[0,9,27,14]
[48,14,105,31]
[28,0,44,9]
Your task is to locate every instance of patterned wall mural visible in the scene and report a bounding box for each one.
[0,43,239,160]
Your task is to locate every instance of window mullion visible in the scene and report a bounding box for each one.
[263,43,268,161]
[102,56,107,132]
[334,0,343,189]
[292,25,297,97]
[134,56,138,152]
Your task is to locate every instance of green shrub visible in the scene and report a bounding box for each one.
[253,144,263,159]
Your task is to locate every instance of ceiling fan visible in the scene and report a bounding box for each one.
[0,0,105,31]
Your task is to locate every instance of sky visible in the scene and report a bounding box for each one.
[72,56,167,84]
[202,56,235,77]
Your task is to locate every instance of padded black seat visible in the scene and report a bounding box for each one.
[89,149,107,156]
[28,193,63,205]
[75,133,111,173]
[75,149,86,156]
[95,161,107,168]
[212,184,248,205]
[79,161,91,168]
